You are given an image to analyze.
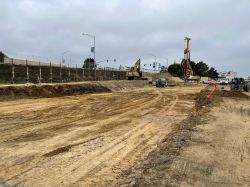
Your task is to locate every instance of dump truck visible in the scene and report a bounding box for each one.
[231,77,249,92]
[126,59,142,80]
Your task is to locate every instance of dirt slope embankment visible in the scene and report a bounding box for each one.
[0,80,147,100]
[116,90,250,187]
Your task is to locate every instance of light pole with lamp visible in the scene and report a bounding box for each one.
[82,33,96,80]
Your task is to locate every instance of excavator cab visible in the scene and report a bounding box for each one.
[126,59,142,80]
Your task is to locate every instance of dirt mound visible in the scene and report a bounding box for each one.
[194,89,249,110]
[143,72,184,86]
[0,80,148,100]
[216,90,249,98]
[194,90,212,109]
[0,84,111,100]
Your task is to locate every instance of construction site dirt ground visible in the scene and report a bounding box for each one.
[0,85,200,187]
[0,84,249,187]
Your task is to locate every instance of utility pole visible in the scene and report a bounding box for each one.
[39,61,41,83]
[68,62,71,82]
[82,33,96,80]
[11,58,15,84]
[50,62,53,83]
[26,59,29,83]
[60,63,62,83]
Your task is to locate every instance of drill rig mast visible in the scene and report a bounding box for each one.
[183,37,193,78]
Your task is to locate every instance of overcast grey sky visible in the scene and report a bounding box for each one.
[0,0,249,77]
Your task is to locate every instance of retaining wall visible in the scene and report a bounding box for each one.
[0,63,127,84]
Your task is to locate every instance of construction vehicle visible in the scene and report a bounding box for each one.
[126,58,142,80]
[155,78,168,87]
[183,37,193,79]
[231,77,249,92]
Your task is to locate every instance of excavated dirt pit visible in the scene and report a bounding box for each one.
[0,82,202,187]
[1,82,248,187]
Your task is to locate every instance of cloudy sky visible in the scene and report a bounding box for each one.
[0,0,249,77]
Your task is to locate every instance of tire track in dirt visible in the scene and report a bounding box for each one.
[73,126,168,187]
[4,90,169,186]
[70,93,180,186]
[6,121,154,186]
[0,90,160,143]
[0,89,165,185]
[0,87,202,187]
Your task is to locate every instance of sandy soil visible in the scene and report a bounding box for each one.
[117,91,250,187]
[174,96,250,186]
[0,86,201,187]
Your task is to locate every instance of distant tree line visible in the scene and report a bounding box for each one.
[167,59,218,79]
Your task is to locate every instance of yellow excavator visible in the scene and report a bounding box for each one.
[126,58,142,80]
[183,37,193,78]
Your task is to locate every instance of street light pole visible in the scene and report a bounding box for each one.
[82,33,96,80]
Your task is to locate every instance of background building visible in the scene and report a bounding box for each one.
[218,71,237,82]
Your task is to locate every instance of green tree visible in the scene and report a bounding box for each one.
[194,61,209,77]
[168,63,183,77]
[82,58,96,69]
[206,67,219,79]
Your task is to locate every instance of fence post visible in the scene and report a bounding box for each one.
[11,58,15,84]
[88,59,91,80]
[104,68,106,81]
[60,63,62,83]
[39,61,41,83]
[82,68,84,81]
[50,62,53,83]
[68,64,71,82]
[26,59,29,83]
[75,64,77,81]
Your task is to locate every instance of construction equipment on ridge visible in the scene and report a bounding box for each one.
[183,37,193,79]
[126,58,142,80]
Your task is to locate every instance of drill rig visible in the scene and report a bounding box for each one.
[183,37,193,79]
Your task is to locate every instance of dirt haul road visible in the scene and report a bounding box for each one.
[0,86,201,187]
